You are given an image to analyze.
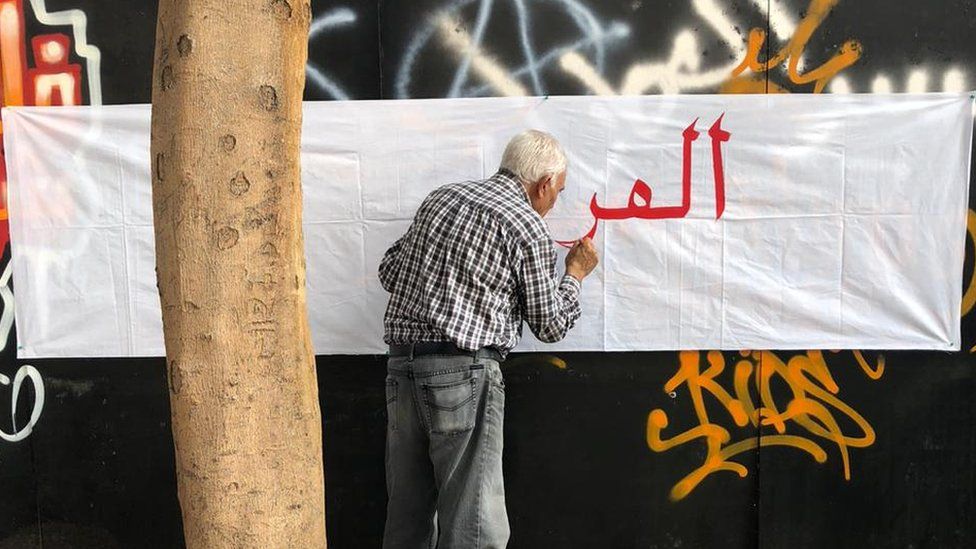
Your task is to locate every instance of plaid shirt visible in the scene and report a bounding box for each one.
[379,169,582,355]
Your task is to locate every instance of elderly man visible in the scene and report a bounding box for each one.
[378,130,599,548]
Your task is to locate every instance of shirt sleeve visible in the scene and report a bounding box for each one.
[517,237,583,343]
[379,233,407,293]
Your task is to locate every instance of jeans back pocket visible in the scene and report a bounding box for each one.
[423,377,477,435]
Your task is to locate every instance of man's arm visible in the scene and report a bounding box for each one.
[518,238,585,343]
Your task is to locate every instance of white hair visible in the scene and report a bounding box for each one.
[499,130,567,184]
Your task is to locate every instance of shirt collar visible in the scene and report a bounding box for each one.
[495,168,532,206]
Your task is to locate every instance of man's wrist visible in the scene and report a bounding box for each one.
[565,268,584,284]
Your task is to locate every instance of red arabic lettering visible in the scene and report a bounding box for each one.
[557,114,730,248]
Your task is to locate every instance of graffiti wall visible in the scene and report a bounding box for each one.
[1,0,974,547]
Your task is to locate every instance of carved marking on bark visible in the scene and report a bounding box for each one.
[245,269,275,286]
[258,336,277,358]
[249,298,271,317]
[268,0,292,19]
[216,227,240,250]
[158,43,170,66]
[262,185,282,206]
[160,65,175,91]
[220,134,237,152]
[246,298,278,359]
[244,208,276,231]
[177,34,193,57]
[155,153,166,182]
[229,172,250,196]
[259,85,279,111]
[169,360,182,395]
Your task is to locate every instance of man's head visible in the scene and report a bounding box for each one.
[500,130,567,218]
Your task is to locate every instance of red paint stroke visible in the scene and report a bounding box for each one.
[708,113,730,220]
[557,115,731,247]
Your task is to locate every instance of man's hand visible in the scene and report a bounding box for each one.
[565,238,599,282]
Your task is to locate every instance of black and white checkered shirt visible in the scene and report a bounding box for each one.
[379,169,582,355]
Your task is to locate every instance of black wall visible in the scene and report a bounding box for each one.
[1,1,974,547]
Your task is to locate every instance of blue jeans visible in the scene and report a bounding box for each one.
[383,353,509,549]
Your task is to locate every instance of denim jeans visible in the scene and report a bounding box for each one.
[383,353,509,549]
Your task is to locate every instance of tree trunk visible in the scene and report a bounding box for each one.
[149,1,326,547]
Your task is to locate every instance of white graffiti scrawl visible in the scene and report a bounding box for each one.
[389,0,968,98]
[305,6,358,100]
[0,365,44,443]
[395,0,630,98]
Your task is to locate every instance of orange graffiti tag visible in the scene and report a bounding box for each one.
[962,209,976,315]
[647,349,883,501]
[962,209,976,352]
[721,0,862,94]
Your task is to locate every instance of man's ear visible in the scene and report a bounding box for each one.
[538,175,552,196]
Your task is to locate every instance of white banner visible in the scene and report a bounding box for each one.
[4,94,973,358]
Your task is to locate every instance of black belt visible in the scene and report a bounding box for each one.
[389,341,503,362]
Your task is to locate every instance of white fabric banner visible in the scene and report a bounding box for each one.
[4,94,973,358]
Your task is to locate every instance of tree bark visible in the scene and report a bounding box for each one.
[150,1,326,547]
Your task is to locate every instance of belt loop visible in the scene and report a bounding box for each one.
[408,343,415,362]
